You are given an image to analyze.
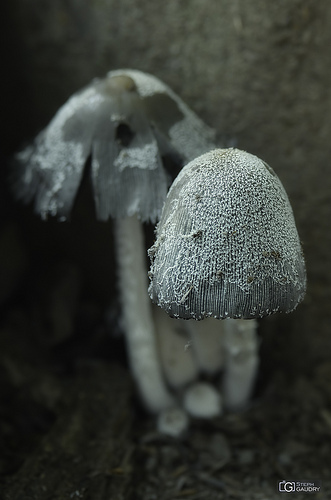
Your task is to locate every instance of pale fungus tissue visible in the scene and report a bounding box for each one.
[153,306,223,420]
[13,69,217,434]
[149,148,307,409]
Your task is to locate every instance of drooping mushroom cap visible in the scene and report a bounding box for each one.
[148,148,306,319]
[14,69,215,223]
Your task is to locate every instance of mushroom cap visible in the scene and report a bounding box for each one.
[148,148,307,319]
[14,69,215,223]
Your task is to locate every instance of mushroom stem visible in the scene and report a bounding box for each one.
[113,215,175,413]
[221,319,259,411]
[153,305,198,389]
[185,318,225,375]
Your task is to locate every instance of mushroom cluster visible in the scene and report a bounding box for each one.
[13,70,307,436]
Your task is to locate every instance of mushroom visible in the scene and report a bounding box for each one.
[149,148,306,408]
[183,381,222,419]
[13,69,216,417]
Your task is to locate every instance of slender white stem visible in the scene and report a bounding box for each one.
[114,216,175,413]
[185,318,225,375]
[221,319,259,411]
[153,305,198,388]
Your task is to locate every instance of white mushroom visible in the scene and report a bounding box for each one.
[149,148,306,409]
[13,69,216,416]
[183,382,222,418]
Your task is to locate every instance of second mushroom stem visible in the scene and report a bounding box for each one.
[221,319,259,411]
[113,215,175,413]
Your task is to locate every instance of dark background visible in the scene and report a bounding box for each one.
[1,1,330,499]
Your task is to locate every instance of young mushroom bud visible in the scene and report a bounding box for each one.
[149,148,306,320]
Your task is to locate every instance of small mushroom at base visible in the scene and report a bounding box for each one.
[183,382,222,419]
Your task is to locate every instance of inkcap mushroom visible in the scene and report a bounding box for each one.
[148,148,306,411]
[13,69,216,419]
[149,148,306,320]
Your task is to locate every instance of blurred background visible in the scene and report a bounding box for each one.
[1,1,331,499]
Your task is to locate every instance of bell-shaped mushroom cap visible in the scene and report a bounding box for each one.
[14,69,215,223]
[148,148,307,319]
